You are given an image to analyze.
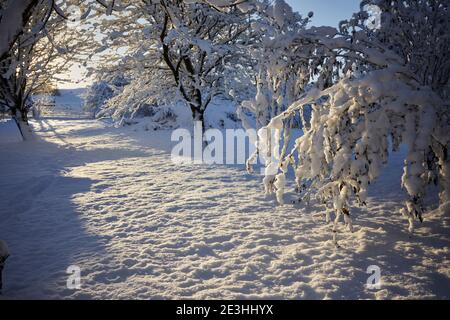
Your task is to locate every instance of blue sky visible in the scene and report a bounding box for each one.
[286,0,361,26]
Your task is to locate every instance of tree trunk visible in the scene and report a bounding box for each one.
[192,107,205,133]
[12,104,33,141]
[190,88,206,133]
[190,105,207,148]
[439,148,450,205]
[19,105,28,123]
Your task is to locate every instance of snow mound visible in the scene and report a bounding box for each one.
[120,103,192,131]
[205,98,241,129]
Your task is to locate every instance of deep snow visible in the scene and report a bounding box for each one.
[0,102,449,299]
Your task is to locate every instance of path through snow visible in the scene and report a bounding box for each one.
[0,117,449,299]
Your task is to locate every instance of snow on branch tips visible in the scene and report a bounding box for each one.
[249,0,450,234]
[260,66,448,233]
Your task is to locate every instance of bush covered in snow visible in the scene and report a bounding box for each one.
[83,73,129,118]
[83,81,115,117]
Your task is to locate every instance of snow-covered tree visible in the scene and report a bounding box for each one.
[0,0,40,61]
[83,80,116,118]
[238,0,312,131]
[250,0,450,233]
[0,3,97,138]
[96,0,254,130]
[83,71,129,118]
[242,0,344,188]
[95,70,176,124]
[354,0,449,96]
[0,0,115,138]
[0,1,59,137]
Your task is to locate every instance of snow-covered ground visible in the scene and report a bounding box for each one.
[0,119,22,144]
[0,101,449,299]
[33,89,88,118]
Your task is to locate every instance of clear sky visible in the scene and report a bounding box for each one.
[286,0,361,27]
[59,0,362,89]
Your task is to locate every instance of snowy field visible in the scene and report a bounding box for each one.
[0,93,449,300]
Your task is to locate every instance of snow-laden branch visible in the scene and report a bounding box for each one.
[246,0,450,235]
[0,0,38,60]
